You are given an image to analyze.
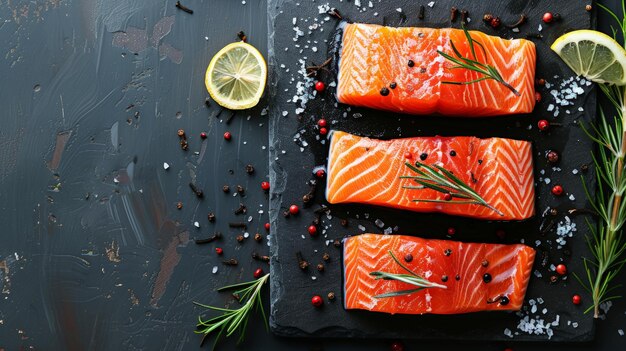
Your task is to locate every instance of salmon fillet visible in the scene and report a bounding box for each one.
[337,23,536,117]
[343,234,536,314]
[326,131,535,220]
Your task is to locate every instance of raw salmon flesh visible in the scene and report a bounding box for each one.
[326,131,535,221]
[337,23,536,117]
[343,234,536,314]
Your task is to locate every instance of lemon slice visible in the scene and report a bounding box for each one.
[551,30,626,85]
[205,42,267,110]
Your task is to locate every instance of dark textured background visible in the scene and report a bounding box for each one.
[0,0,624,350]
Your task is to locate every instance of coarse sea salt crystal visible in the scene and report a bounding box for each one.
[163,162,170,170]
[194,221,200,228]
[428,1,435,7]
[212,266,218,274]
[619,329,624,336]
[358,224,366,231]
[569,194,575,201]
[374,219,384,228]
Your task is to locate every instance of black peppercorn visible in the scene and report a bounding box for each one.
[389,82,397,89]
[404,254,413,262]
[441,275,448,282]
[408,59,415,67]
[420,153,428,161]
[483,273,492,283]
[380,87,390,96]
[450,150,456,157]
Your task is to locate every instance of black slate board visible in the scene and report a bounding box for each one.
[268,0,597,342]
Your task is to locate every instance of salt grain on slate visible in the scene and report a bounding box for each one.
[358,224,366,232]
[163,162,170,170]
[212,266,218,274]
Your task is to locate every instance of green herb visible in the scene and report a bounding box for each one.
[437,25,520,96]
[194,273,269,349]
[575,0,626,318]
[370,251,447,298]
[400,161,504,216]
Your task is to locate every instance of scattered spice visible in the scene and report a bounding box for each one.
[483,13,494,23]
[418,5,425,20]
[488,17,501,29]
[195,232,222,244]
[317,118,327,128]
[314,81,325,92]
[176,201,183,210]
[189,183,204,198]
[222,258,238,266]
[444,248,452,256]
[317,263,325,272]
[340,219,348,227]
[207,212,216,222]
[297,251,309,270]
[380,87,390,96]
[450,7,458,22]
[222,185,230,193]
[236,185,245,195]
[254,233,262,242]
[538,119,550,131]
[447,227,456,236]
[289,204,300,215]
[234,203,247,215]
[556,264,567,275]
[547,150,560,164]
[581,163,589,172]
[420,67,427,73]
[327,292,336,301]
[177,129,188,150]
[215,247,223,255]
[237,31,247,42]
[315,169,326,178]
[319,127,328,135]
[204,98,211,108]
[482,273,492,283]
[311,295,323,308]
[552,185,564,196]
[223,131,232,141]
[200,132,207,139]
[586,4,593,12]
[449,150,456,157]
[322,253,330,262]
[505,14,527,28]
[264,222,270,231]
[481,259,489,267]
[441,275,449,282]
[245,164,255,174]
[308,225,318,236]
[460,10,468,24]
[550,208,559,216]
[537,78,546,86]
[455,274,461,281]
[407,59,415,67]
[404,152,412,159]
[420,153,428,160]
[253,268,264,279]
[326,8,343,20]
[333,239,341,248]
[535,92,542,102]
[443,193,453,201]
[404,254,413,262]
[389,82,397,89]
[550,275,558,283]
[572,294,582,305]
[236,235,244,243]
[252,252,270,263]
[175,1,193,14]
[542,12,554,23]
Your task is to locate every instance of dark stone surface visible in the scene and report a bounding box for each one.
[269,0,602,343]
[0,0,624,350]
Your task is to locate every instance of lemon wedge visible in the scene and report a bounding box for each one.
[205,42,267,110]
[551,30,626,85]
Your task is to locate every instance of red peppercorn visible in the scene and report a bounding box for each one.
[264,222,270,231]
[319,127,328,135]
[543,12,553,23]
[215,247,223,255]
[535,92,542,103]
[318,119,327,127]
[556,264,567,275]
[311,295,323,307]
[315,169,326,178]
[547,151,559,164]
[572,294,582,305]
[261,181,270,191]
[314,81,325,92]
[200,132,207,139]
[490,17,501,28]
[253,268,264,279]
[308,225,318,236]
[537,119,550,131]
[289,204,299,215]
[223,131,232,140]
[447,227,456,236]
[443,193,453,201]
[404,152,412,159]
[552,185,564,196]
[390,341,404,351]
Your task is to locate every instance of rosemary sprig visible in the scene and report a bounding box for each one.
[194,273,269,349]
[437,25,520,96]
[400,161,504,216]
[370,251,447,298]
[573,0,626,318]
